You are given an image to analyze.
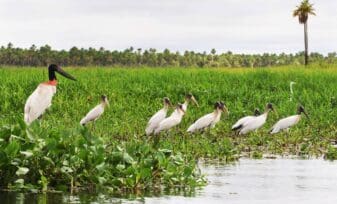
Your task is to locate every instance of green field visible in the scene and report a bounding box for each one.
[1,67,337,193]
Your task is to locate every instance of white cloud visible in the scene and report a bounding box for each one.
[0,0,336,54]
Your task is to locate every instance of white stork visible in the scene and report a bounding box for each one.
[232,108,260,131]
[238,103,274,135]
[187,101,228,133]
[24,64,76,125]
[145,97,172,135]
[182,93,199,112]
[154,103,185,135]
[80,95,109,126]
[270,105,308,134]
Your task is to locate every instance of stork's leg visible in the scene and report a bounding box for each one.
[92,121,96,131]
[183,133,187,156]
[200,129,205,134]
[153,134,160,149]
[285,129,290,150]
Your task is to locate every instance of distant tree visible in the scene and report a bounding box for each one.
[293,0,316,65]
[1,43,337,68]
[210,48,216,63]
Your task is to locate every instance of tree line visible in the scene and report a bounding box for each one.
[0,43,336,68]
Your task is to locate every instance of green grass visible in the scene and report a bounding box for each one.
[1,66,337,193]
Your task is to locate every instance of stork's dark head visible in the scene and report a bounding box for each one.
[266,103,274,111]
[254,108,261,116]
[214,101,228,113]
[214,101,220,109]
[101,95,109,106]
[48,64,76,81]
[101,95,107,101]
[163,97,172,107]
[219,101,229,114]
[177,103,185,114]
[297,105,308,118]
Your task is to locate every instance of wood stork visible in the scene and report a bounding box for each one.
[80,95,109,126]
[237,103,274,135]
[24,64,76,125]
[270,105,308,134]
[290,81,296,101]
[232,108,261,131]
[182,93,199,112]
[187,101,228,133]
[154,103,185,135]
[145,97,172,135]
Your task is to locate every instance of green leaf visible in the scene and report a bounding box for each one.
[122,152,134,164]
[61,166,73,173]
[16,167,29,176]
[116,164,125,171]
[5,140,20,158]
[97,176,107,184]
[20,151,33,158]
[15,178,24,184]
[95,162,105,171]
[184,166,193,177]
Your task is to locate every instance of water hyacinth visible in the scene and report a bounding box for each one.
[0,121,206,193]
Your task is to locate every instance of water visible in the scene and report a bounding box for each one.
[1,159,337,204]
[145,159,337,204]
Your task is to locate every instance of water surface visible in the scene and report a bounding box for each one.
[145,159,337,204]
[1,159,337,204]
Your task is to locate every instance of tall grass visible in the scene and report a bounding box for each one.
[1,66,337,192]
[1,67,336,135]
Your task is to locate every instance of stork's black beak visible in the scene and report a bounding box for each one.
[56,67,76,81]
[191,96,199,107]
[303,111,309,119]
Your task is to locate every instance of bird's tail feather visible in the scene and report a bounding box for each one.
[232,124,242,131]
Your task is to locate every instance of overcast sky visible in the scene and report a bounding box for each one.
[0,0,336,54]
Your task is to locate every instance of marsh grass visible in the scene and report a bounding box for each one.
[1,66,337,193]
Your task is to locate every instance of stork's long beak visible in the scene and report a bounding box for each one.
[56,67,76,81]
[191,96,199,107]
[225,107,229,115]
[272,108,279,117]
[221,106,229,115]
[303,111,309,119]
[105,99,110,107]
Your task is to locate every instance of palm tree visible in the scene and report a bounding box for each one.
[293,0,316,65]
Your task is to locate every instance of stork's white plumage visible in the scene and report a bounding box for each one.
[145,97,171,135]
[238,103,274,135]
[232,109,260,131]
[24,64,76,125]
[154,103,185,134]
[182,93,199,112]
[80,95,109,126]
[270,105,308,134]
[24,83,56,124]
[187,101,228,133]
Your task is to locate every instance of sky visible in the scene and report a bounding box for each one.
[0,0,336,54]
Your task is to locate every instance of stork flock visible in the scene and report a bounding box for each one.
[24,64,309,136]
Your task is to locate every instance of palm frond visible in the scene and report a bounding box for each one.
[293,0,316,23]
